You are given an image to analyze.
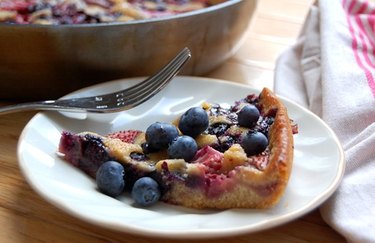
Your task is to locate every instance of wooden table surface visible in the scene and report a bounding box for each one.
[0,0,348,242]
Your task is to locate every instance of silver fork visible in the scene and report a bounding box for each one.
[0,47,191,115]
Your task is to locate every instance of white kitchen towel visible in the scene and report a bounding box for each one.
[274,0,375,242]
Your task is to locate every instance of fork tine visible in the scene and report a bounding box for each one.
[51,47,190,112]
[112,47,191,98]
[116,48,191,109]
[72,47,190,104]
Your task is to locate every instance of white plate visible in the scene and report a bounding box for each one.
[17,76,345,239]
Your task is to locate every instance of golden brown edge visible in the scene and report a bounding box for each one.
[257,87,294,207]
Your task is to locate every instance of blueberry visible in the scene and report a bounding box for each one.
[96,161,125,197]
[178,107,209,138]
[168,135,198,162]
[131,177,161,207]
[237,104,260,128]
[241,131,268,156]
[145,122,179,151]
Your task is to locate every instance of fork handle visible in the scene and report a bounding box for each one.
[0,100,86,114]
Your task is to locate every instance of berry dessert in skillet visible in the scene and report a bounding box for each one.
[0,0,228,25]
[58,87,298,209]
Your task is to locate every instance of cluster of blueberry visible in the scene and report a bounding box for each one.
[94,103,269,207]
[145,107,209,162]
[95,106,210,207]
[96,161,160,207]
[205,103,269,156]
[237,104,269,156]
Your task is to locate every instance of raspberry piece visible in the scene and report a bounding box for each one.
[248,150,270,170]
[107,130,142,144]
[0,0,33,12]
[192,146,223,173]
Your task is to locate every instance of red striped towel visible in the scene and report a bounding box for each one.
[345,0,375,96]
[275,0,375,242]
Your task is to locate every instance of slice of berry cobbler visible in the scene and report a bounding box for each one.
[58,87,297,209]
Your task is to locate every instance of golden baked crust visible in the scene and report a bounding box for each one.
[58,87,294,209]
